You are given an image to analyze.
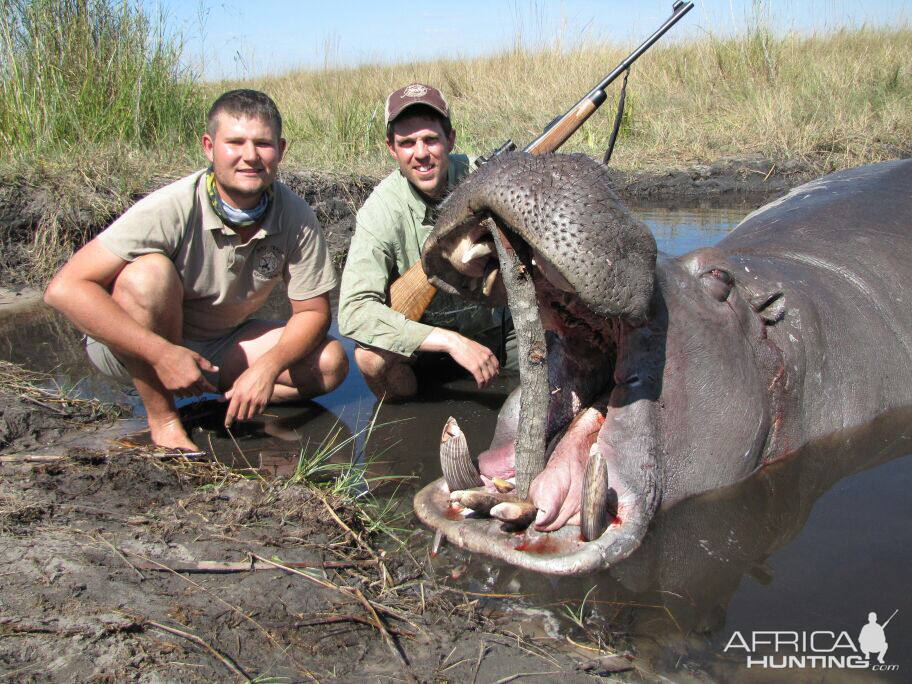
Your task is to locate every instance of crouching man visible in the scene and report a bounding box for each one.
[45,89,348,451]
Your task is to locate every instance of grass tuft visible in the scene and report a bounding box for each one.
[286,408,415,543]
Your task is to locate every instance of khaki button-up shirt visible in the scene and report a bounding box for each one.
[338,154,501,356]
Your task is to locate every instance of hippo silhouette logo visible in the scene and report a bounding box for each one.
[859,610,897,664]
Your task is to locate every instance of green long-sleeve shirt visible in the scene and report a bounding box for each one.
[338,154,501,356]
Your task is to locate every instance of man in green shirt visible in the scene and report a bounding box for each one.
[339,84,512,400]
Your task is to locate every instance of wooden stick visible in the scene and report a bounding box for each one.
[471,639,487,684]
[485,216,549,498]
[313,489,380,564]
[144,618,250,682]
[494,671,563,684]
[0,453,65,464]
[313,488,392,588]
[126,555,377,573]
[352,586,418,684]
[295,615,413,638]
[250,554,417,682]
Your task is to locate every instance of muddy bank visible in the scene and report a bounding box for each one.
[0,155,812,289]
[0,371,651,682]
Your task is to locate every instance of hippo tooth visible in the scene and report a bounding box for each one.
[450,489,516,515]
[580,445,612,542]
[492,477,515,493]
[482,267,500,296]
[431,529,445,556]
[489,500,538,528]
[461,241,495,264]
[440,417,483,492]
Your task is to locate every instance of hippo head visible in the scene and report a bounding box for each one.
[415,152,787,574]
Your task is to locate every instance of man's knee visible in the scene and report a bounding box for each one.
[283,337,349,397]
[317,339,349,391]
[354,346,416,400]
[111,253,182,313]
[354,346,404,378]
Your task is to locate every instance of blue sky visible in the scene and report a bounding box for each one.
[144,0,912,80]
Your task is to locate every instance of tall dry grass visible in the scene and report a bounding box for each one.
[0,0,205,153]
[0,0,206,282]
[0,0,908,283]
[236,24,911,175]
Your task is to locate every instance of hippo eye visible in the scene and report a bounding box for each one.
[700,268,734,302]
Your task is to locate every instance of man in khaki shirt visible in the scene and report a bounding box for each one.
[339,84,512,400]
[45,90,348,451]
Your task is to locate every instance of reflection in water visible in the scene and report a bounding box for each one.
[441,410,912,679]
[5,205,910,678]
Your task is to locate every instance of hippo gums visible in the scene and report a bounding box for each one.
[412,152,912,575]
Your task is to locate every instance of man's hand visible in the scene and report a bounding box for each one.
[528,407,605,531]
[150,344,218,398]
[528,448,586,531]
[420,327,499,388]
[222,361,280,427]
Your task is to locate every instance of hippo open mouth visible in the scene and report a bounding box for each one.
[414,152,660,575]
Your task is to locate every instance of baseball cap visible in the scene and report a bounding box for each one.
[385,83,450,125]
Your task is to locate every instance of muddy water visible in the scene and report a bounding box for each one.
[3,203,910,680]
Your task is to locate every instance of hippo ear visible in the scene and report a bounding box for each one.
[750,291,786,323]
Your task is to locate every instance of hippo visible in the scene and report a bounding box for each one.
[412,153,912,575]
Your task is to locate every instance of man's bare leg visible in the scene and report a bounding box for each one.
[353,346,416,401]
[218,322,349,401]
[110,254,198,451]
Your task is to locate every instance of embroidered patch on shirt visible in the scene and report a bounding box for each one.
[253,244,283,281]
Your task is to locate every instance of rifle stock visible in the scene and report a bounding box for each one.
[389,260,438,322]
[387,1,694,323]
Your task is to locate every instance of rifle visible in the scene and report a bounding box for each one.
[388,1,694,322]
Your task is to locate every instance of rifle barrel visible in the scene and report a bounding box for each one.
[522,1,694,153]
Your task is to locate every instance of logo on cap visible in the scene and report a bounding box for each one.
[402,84,429,99]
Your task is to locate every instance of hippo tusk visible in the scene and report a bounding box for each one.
[439,417,484,492]
[461,240,495,265]
[491,477,514,493]
[482,265,500,297]
[489,500,538,527]
[580,445,613,541]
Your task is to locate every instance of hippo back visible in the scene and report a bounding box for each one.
[720,159,912,262]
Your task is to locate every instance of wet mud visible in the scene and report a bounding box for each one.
[0,409,631,682]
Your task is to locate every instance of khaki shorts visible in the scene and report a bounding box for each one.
[85,318,275,390]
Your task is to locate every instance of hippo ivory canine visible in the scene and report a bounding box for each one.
[413,153,912,575]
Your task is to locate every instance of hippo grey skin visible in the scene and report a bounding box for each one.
[413,152,912,575]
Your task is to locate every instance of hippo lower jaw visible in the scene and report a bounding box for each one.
[413,388,659,575]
